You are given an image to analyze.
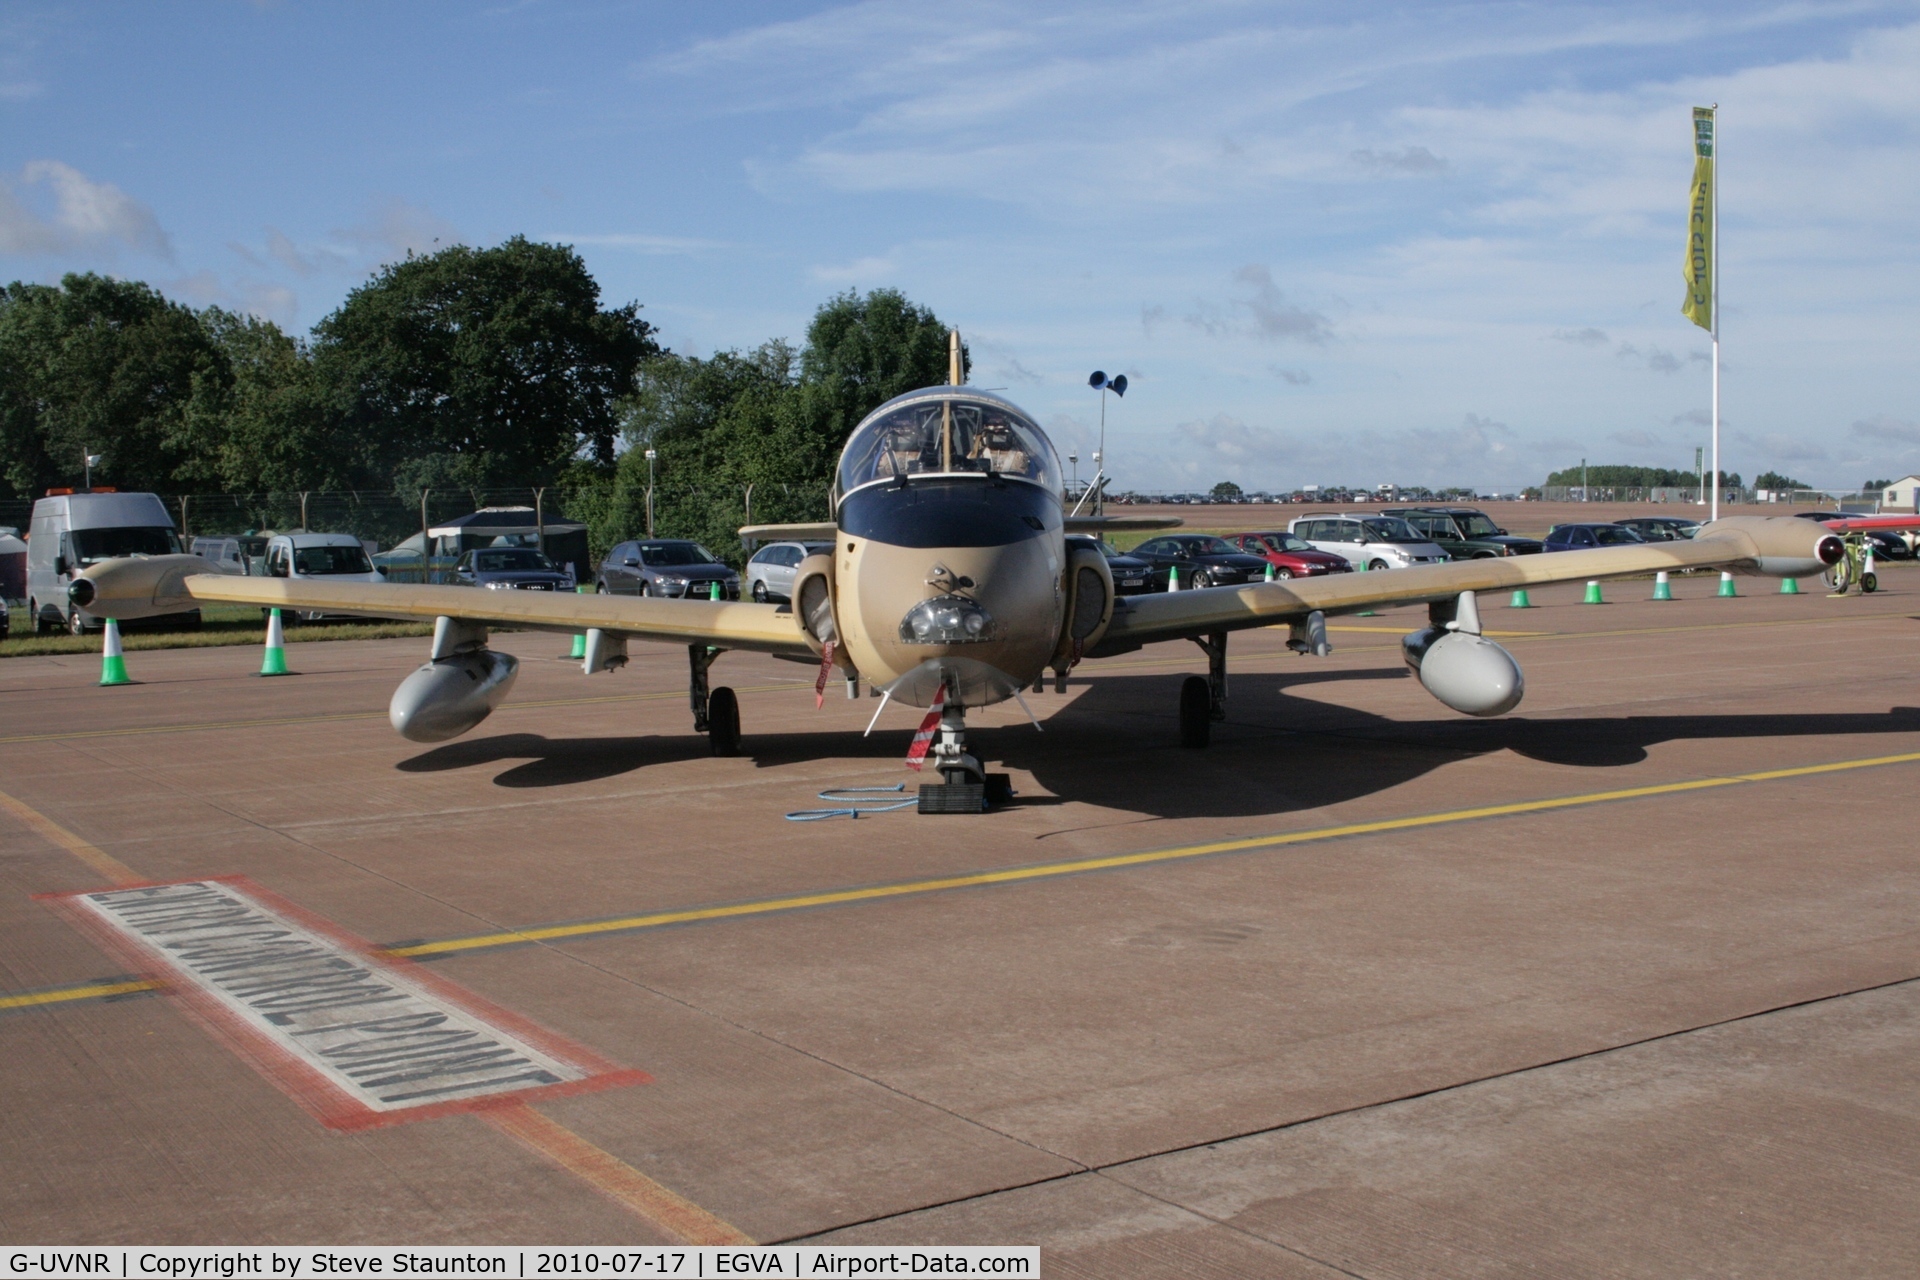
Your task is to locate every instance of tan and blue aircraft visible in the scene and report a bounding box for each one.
[72,332,1844,812]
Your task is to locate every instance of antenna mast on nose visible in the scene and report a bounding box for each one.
[947,329,963,385]
[942,329,961,472]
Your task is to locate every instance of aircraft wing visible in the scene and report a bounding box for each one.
[739,523,836,542]
[180,575,817,656]
[1090,516,1835,655]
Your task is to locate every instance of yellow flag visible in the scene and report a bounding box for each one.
[1682,107,1714,331]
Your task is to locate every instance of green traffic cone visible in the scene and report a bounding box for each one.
[1264,562,1275,582]
[98,618,130,686]
[1583,580,1604,605]
[258,608,289,676]
[1167,565,1181,592]
[1780,577,1801,595]
[709,580,722,601]
[1718,571,1738,598]
[570,584,589,658]
[1509,588,1533,608]
[1652,571,1673,601]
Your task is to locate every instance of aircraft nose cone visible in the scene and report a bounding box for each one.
[67,577,96,608]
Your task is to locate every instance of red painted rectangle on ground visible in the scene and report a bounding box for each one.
[39,876,648,1130]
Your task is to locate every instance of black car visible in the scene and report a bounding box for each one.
[597,539,741,598]
[1385,506,1543,557]
[1127,535,1274,589]
[1541,522,1647,551]
[1067,535,1155,595]
[1615,516,1701,542]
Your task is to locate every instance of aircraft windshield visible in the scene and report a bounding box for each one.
[837,396,1059,495]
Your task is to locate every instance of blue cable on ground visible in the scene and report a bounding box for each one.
[785,784,918,821]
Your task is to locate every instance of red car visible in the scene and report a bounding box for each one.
[1231,531,1354,578]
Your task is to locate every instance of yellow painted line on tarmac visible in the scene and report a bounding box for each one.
[0,787,145,885]
[482,1102,753,1244]
[1330,626,1548,636]
[0,978,156,1010]
[386,746,1920,960]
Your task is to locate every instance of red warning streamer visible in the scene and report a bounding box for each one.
[813,640,837,709]
[904,683,946,771]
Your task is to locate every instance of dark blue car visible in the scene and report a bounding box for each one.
[1541,523,1647,551]
[453,546,575,591]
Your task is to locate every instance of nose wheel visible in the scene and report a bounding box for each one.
[688,644,740,756]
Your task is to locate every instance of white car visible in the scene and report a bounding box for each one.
[1287,513,1451,571]
[744,539,834,603]
[262,532,383,621]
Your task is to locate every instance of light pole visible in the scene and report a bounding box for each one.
[1087,371,1127,516]
[84,450,101,491]
[1068,451,1079,494]
[644,448,658,537]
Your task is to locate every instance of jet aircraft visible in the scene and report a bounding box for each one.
[73,332,1846,812]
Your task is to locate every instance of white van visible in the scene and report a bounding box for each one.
[262,532,382,621]
[188,536,253,576]
[27,491,198,634]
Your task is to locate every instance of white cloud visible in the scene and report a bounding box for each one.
[1351,145,1447,174]
[809,252,900,284]
[1552,327,1610,346]
[553,232,733,254]
[1853,414,1920,444]
[0,161,170,257]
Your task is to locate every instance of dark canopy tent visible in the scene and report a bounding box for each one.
[425,507,590,583]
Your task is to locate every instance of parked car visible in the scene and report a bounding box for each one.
[744,540,834,603]
[1384,506,1543,557]
[1227,531,1353,578]
[597,539,740,598]
[262,532,383,620]
[27,490,197,634]
[1287,513,1450,570]
[1541,523,1647,551]
[453,546,574,591]
[1126,535,1275,589]
[189,536,254,575]
[1614,517,1701,542]
[1066,535,1156,595]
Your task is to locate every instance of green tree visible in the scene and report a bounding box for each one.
[311,236,657,491]
[184,308,346,491]
[1210,480,1243,501]
[1753,470,1808,491]
[0,273,227,498]
[578,289,965,563]
[800,289,964,444]
[1863,477,1893,492]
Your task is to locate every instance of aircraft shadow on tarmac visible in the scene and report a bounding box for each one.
[397,665,1920,820]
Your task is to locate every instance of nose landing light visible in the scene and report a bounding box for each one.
[1817,535,1845,565]
[900,596,995,644]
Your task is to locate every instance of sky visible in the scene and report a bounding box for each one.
[4,1,1919,494]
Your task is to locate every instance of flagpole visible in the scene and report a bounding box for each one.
[1709,107,1720,523]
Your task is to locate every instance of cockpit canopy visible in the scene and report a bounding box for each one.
[836,389,1061,501]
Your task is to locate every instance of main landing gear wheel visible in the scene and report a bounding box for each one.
[1179,675,1212,748]
[707,686,740,756]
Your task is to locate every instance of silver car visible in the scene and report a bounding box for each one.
[1288,513,1450,570]
[744,540,833,603]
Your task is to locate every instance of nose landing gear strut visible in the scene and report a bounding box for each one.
[916,678,1015,813]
